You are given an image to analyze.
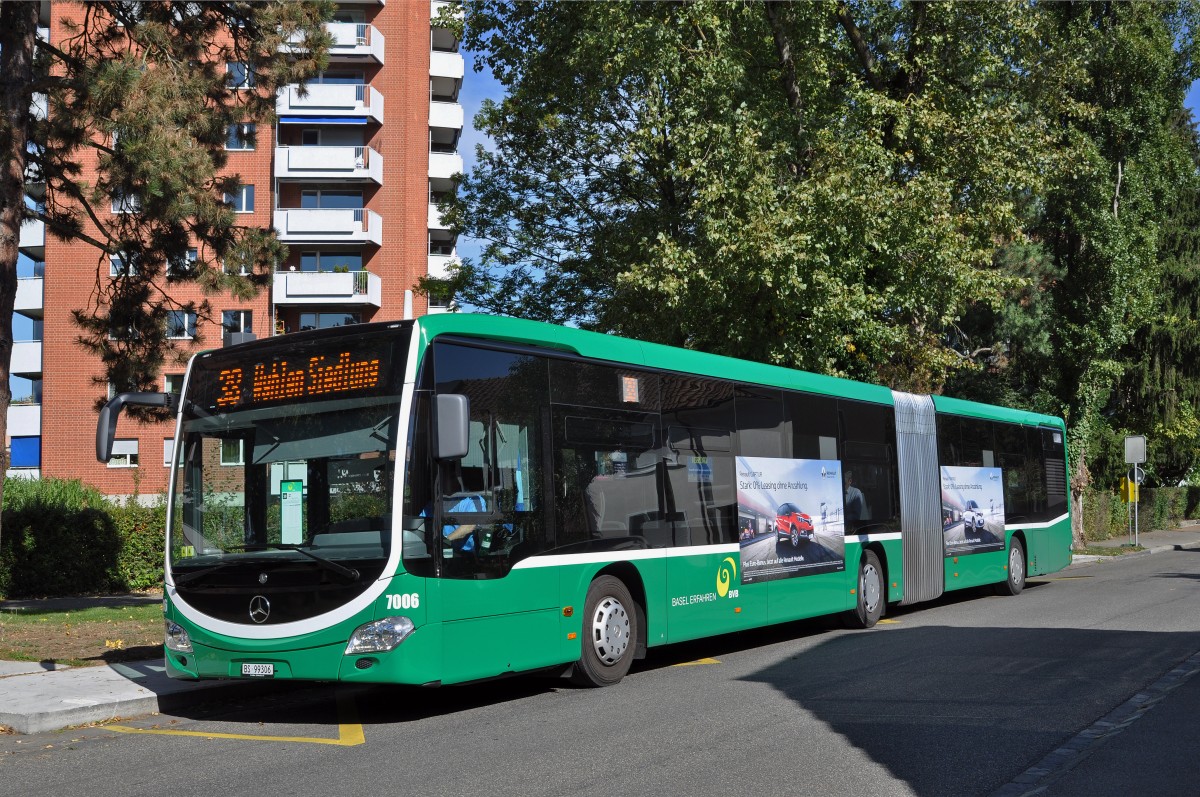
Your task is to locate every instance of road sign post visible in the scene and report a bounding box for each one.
[1124,436,1147,547]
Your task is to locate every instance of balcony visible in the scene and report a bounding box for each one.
[430,49,464,82]
[275,145,384,184]
[429,100,463,131]
[273,270,382,308]
[7,404,41,438]
[428,203,452,231]
[277,84,384,125]
[429,151,463,180]
[11,341,42,376]
[274,208,383,246]
[428,253,457,281]
[287,23,384,64]
[16,277,43,314]
[19,218,44,256]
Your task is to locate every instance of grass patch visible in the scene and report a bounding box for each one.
[1074,544,1145,557]
[0,604,163,667]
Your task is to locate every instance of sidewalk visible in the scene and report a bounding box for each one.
[4,526,1200,735]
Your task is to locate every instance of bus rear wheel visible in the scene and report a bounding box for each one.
[846,550,884,629]
[997,538,1026,596]
[572,575,637,687]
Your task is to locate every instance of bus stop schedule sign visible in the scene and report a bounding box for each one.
[281,480,303,544]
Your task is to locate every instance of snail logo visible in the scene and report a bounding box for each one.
[716,556,738,597]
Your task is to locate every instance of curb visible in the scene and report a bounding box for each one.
[0,660,295,735]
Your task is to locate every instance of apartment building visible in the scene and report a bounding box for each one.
[11,1,464,497]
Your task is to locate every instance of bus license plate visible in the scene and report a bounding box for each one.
[241,663,274,677]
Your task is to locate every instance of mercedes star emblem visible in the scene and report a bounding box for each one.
[249,595,271,624]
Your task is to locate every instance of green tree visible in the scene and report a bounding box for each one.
[438,1,1058,390]
[0,2,333,552]
[1100,110,1200,488]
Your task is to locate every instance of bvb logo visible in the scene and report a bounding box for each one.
[716,556,737,597]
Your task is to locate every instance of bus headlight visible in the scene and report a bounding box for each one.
[165,619,193,653]
[345,617,415,654]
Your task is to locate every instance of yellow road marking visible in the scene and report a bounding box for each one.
[105,691,364,746]
[877,618,900,624]
[674,657,720,666]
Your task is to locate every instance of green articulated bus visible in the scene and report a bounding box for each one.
[96,314,1072,687]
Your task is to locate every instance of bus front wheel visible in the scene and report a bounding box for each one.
[572,575,637,687]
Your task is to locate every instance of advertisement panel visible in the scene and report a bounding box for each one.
[941,466,1006,555]
[737,456,846,584]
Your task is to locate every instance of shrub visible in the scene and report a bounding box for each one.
[0,478,166,599]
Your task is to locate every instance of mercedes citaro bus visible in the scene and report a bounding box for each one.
[97,314,1071,687]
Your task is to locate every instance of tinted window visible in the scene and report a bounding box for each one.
[428,342,549,579]
[838,400,899,532]
[661,375,736,546]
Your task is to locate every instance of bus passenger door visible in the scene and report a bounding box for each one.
[427,342,561,683]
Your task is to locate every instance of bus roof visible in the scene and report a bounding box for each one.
[413,313,1062,426]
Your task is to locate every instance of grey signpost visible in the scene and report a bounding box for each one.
[1124,435,1146,546]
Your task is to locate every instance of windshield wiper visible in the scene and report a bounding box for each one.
[237,543,361,582]
[173,560,235,586]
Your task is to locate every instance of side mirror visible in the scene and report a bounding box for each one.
[435,393,470,461]
[97,392,174,462]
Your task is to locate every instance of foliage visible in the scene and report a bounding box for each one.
[0,478,165,599]
[1080,485,1200,542]
[439,1,1067,390]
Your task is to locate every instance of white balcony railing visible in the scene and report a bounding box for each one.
[428,203,452,231]
[16,277,43,314]
[19,218,44,253]
[277,84,384,125]
[428,253,457,281]
[429,100,463,131]
[274,208,383,246]
[275,145,384,184]
[7,404,41,438]
[272,270,382,308]
[11,341,42,376]
[429,151,463,180]
[430,49,464,81]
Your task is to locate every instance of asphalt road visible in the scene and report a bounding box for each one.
[2,550,1199,797]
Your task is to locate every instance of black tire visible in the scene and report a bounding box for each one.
[571,575,637,687]
[846,550,884,629]
[997,537,1026,596]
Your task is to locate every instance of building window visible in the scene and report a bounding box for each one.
[224,185,254,213]
[300,128,321,146]
[165,373,185,394]
[167,310,197,340]
[111,189,142,214]
[226,123,256,150]
[298,251,363,272]
[299,312,359,331]
[300,189,362,209]
[226,62,255,89]
[163,438,174,467]
[222,309,253,334]
[168,247,198,276]
[110,253,139,277]
[108,439,139,468]
[221,439,244,466]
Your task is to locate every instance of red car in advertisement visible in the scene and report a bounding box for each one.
[775,502,815,546]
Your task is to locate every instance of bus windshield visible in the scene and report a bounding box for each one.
[166,324,408,621]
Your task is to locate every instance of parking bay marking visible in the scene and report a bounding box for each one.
[104,690,364,746]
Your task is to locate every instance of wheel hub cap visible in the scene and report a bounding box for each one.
[590,596,630,665]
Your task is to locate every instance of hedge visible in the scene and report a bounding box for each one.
[1080,486,1200,543]
[0,478,165,600]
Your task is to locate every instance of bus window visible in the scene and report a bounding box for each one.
[661,374,735,546]
[431,342,550,579]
